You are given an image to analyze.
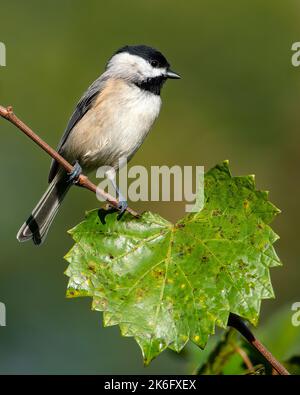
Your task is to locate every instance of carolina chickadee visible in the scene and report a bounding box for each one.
[17,45,180,245]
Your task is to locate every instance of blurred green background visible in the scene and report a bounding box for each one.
[0,0,300,374]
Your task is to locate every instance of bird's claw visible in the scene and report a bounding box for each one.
[117,200,128,220]
[68,161,82,184]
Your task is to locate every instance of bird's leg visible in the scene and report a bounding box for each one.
[109,177,128,217]
[67,160,82,184]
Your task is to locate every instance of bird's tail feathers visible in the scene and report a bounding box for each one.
[17,170,71,245]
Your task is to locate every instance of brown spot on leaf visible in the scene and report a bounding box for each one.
[212,209,222,217]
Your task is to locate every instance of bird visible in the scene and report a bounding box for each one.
[17,45,181,245]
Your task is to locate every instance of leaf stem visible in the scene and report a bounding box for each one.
[228,313,290,375]
[0,105,138,217]
[234,345,254,371]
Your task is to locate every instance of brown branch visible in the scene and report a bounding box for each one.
[228,313,290,375]
[0,105,138,217]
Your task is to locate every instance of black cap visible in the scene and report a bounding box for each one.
[115,45,170,69]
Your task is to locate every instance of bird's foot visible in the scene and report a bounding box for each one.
[117,199,128,220]
[67,161,82,184]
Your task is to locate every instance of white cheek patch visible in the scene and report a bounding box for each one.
[148,67,166,78]
[108,53,166,80]
[127,56,166,79]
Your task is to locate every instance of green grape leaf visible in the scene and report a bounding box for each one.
[64,161,281,364]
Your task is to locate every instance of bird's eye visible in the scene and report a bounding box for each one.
[150,60,159,67]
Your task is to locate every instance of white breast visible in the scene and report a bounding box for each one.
[65,79,162,172]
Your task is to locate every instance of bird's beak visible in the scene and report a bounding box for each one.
[166,69,181,79]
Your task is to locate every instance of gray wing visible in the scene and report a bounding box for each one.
[48,75,108,182]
